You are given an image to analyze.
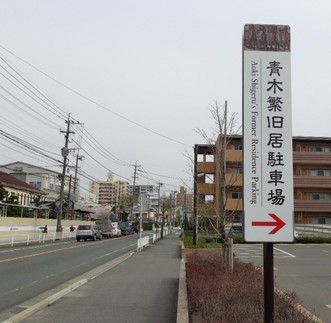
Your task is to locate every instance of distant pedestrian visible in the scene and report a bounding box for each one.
[43,225,48,233]
[70,225,75,232]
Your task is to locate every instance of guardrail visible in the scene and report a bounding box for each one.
[0,232,76,247]
[296,224,331,236]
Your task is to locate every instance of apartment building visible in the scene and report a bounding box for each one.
[195,135,331,225]
[89,172,130,206]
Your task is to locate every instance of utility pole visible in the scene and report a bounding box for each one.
[57,115,74,232]
[130,162,139,221]
[72,152,83,213]
[172,190,177,227]
[157,182,163,216]
[157,182,163,240]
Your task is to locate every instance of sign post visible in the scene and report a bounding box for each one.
[243,24,293,322]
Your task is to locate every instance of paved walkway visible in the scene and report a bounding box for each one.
[22,234,183,323]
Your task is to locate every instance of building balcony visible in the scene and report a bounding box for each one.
[294,176,331,188]
[197,162,216,175]
[293,151,331,165]
[196,183,215,195]
[226,150,242,163]
[294,199,331,213]
[225,174,243,187]
[225,198,243,211]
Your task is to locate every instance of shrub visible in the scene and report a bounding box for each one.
[295,236,331,243]
[185,250,317,322]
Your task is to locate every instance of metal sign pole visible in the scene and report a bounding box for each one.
[263,243,274,323]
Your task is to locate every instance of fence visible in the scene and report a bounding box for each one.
[0,231,76,247]
[137,236,150,252]
[296,224,331,236]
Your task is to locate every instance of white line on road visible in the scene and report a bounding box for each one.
[274,247,296,257]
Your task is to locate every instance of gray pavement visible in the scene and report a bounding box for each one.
[22,234,183,323]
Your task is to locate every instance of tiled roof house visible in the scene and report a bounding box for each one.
[0,171,47,206]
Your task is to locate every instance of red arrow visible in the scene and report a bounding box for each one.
[252,213,286,234]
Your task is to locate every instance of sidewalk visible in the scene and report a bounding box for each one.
[21,233,185,323]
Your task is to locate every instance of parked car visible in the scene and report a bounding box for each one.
[111,223,122,237]
[95,219,113,239]
[76,224,102,241]
[118,222,134,236]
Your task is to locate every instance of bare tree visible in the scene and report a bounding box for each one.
[194,100,242,270]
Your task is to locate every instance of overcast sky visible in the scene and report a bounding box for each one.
[0,0,330,195]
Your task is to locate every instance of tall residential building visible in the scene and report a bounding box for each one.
[97,172,116,206]
[89,173,130,207]
[195,135,331,225]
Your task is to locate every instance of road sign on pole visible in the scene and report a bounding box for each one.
[243,24,294,243]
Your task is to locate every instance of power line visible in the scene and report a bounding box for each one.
[0,45,192,148]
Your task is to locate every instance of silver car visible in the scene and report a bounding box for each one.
[76,224,102,241]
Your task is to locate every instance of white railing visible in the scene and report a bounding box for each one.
[0,232,76,247]
[137,236,150,252]
[296,224,331,236]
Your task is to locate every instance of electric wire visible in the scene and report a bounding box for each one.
[0,45,192,148]
[0,53,69,120]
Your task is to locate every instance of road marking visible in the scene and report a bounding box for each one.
[326,304,331,309]
[274,247,296,258]
[0,243,88,264]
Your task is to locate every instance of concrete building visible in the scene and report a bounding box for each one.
[195,135,331,226]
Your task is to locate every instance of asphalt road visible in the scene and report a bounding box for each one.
[234,243,331,323]
[0,234,140,320]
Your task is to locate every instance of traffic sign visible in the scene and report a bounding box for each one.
[243,24,294,242]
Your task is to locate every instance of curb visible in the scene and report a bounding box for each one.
[176,258,189,323]
[176,241,189,323]
[2,252,134,323]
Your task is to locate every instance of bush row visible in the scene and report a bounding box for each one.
[185,250,317,323]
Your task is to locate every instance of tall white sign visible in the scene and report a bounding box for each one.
[243,24,294,242]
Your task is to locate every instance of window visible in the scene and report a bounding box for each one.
[230,168,242,175]
[309,147,330,152]
[205,175,214,184]
[14,167,23,172]
[310,170,331,176]
[318,218,326,224]
[311,193,331,200]
[230,144,242,150]
[231,192,243,199]
[29,182,42,189]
